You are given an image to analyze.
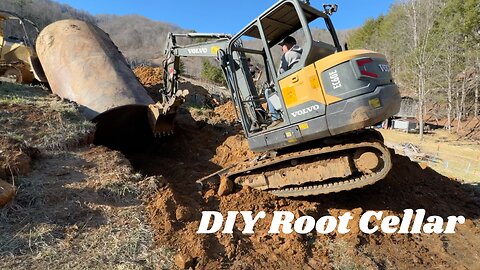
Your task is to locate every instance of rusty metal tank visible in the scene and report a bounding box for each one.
[36,20,168,148]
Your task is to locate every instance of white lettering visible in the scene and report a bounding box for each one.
[443,216,465,233]
[291,105,321,117]
[329,69,342,89]
[268,211,295,233]
[378,64,390,72]
[187,48,208,54]
[241,211,266,234]
[196,210,466,235]
[293,216,316,234]
[359,211,382,234]
[337,212,353,234]
[221,211,239,233]
[316,216,337,233]
[197,211,224,233]
[381,215,401,234]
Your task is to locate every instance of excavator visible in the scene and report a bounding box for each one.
[35,0,400,197]
[161,0,401,197]
[0,10,46,84]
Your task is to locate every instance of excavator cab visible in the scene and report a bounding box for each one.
[0,10,46,83]
[222,0,400,152]
[223,0,341,134]
[161,0,401,196]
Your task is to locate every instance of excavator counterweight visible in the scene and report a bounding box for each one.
[161,0,401,196]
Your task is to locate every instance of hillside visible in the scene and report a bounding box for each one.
[347,0,480,137]
[0,0,182,66]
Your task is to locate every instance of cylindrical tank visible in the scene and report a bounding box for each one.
[36,20,158,148]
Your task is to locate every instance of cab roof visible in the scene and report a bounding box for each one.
[243,0,328,45]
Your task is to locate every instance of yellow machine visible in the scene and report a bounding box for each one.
[0,10,46,84]
[163,1,401,196]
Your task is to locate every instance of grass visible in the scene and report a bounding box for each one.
[0,82,176,269]
[380,128,480,183]
[327,240,365,270]
[0,149,175,270]
[0,82,95,151]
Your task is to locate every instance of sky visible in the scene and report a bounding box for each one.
[54,0,395,32]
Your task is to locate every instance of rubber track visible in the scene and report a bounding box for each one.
[226,140,392,197]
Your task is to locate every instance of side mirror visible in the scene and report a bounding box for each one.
[323,4,338,15]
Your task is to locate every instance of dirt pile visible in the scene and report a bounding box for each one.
[146,140,480,269]
[214,101,238,125]
[0,137,39,179]
[0,179,15,207]
[133,66,163,86]
[211,134,255,167]
[124,78,480,269]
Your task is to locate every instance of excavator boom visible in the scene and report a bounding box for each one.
[162,0,401,197]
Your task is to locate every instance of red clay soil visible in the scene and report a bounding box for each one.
[213,101,238,125]
[133,66,163,87]
[427,117,480,141]
[122,77,480,269]
[124,105,480,269]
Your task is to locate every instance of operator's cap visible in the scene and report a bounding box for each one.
[279,36,297,46]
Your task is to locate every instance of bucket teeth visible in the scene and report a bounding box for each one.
[153,129,175,139]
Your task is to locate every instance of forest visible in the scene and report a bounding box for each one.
[348,0,480,137]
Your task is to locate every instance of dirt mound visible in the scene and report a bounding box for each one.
[211,134,255,167]
[214,101,238,125]
[0,137,39,179]
[133,105,480,269]
[133,66,163,86]
[147,148,480,269]
[0,179,15,207]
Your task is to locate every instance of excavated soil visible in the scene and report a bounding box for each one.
[133,66,163,87]
[124,79,480,269]
[213,101,238,125]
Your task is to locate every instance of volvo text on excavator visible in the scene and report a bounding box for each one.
[161,0,401,197]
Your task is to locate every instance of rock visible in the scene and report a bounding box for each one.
[0,179,15,207]
[419,162,428,170]
[174,253,193,269]
[217,176,233,196]
[175,206,193,221]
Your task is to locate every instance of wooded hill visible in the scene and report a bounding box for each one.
[348,0,480,136]
[0,0,182,65]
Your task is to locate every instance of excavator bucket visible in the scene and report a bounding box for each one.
[36,19,173,148]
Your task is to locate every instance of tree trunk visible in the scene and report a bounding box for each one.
[461,76,466,120]
[418,68,425,140]
[456,84,461,133]
[447,54,453,132]
[476,56,479,118]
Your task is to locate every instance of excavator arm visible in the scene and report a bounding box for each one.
[160,32,231,116]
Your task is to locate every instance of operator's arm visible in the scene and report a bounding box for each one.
[278,54,288,75]
[284,50,301,70]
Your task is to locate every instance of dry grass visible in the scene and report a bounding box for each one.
[0,149,175,269]
[380,129,480,183]
[0,83,175,269]
[0,82,95,151]
[326,240,365,270]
